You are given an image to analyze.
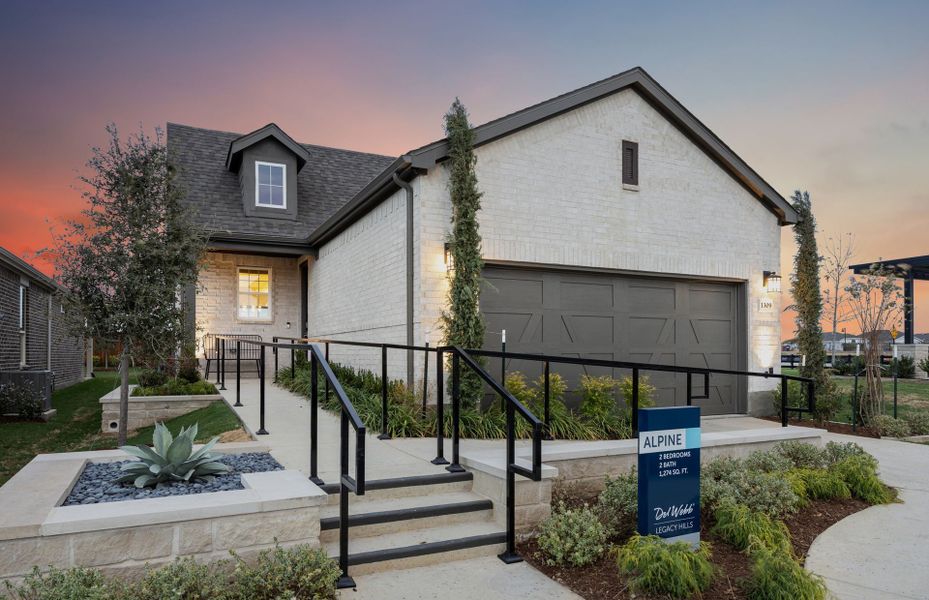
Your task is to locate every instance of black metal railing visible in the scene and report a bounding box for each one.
[213,336,366,589]
[203,333,262,382]
[464,348,817,432]
[781,353,893,369]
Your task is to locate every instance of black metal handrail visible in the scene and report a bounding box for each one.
[463,348,817,432]
[213,336,365,589]
[440,345,543,563]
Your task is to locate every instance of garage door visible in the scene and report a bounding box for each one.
[480,266,743,415]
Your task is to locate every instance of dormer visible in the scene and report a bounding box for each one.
[225,123,310,221]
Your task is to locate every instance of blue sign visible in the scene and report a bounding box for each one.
[637,406,701,547]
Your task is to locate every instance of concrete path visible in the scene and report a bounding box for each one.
[336,555,581,600]
[806,433,929,600]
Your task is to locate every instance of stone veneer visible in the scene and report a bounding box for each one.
[98,384,224,433]
[0,442,326,584]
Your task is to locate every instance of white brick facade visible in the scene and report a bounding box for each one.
[196,252,304,370]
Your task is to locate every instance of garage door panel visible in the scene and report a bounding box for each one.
[560,281,613,310]
[481,266,742,416]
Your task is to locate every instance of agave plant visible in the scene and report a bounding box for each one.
[116,422,230,488]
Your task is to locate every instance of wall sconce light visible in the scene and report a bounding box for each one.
[763,271,781,293]
[444,242,454,271]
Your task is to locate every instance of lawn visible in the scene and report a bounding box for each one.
[783,367,929,423]
[0,371,245,486]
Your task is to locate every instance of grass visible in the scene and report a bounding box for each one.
[782,367,929,424]
[0,371,244,486]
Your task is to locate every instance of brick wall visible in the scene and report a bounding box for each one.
[306,187,410,378]
[196,252,304,371]
[0,262,86,389]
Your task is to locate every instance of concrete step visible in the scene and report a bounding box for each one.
[321,471,474,505]
[319,491,494,542]
[325,521,506,576]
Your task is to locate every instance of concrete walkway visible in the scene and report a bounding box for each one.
[806,433,929,600]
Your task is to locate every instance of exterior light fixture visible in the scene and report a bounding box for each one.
[763,271,781,293]
[444,242,454,271]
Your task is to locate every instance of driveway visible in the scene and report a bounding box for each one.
[806,433,929,599]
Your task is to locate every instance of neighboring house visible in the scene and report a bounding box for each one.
[0,247,90,388]
[170,67,798,416]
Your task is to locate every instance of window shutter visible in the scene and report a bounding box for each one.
[622,140,638,186]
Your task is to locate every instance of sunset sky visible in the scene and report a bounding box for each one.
[1,0,927,339]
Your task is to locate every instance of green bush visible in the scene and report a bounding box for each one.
[228,544,340,600]
[617,374,656,419]
[834,455,894,505]
[138,369,169,388]
[133,379,218,397]
[578,375,617,420]
[872,414,911,438]
[0,381,44,419]
[596,469,637,536]
[822,441,874,467]
[177,365,201,384]
[786,469,850,502]
[887,355,915,378]
[700,456,798,518]
[711,503,792,553]
[743,449,794,473]
[129,558,227,600]
[773,441,826,470]
[833,355,865,376]
[772,380,841,423]
[903,411,929,435]
[918,357,929,378]
[616,535,714,599]
[3,566,115,600]
[537,502,607,567]
[744,541,827,600]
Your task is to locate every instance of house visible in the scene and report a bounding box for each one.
[170,67,797,416]
[0,247,90,389]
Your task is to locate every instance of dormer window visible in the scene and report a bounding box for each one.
[255,162,286,208]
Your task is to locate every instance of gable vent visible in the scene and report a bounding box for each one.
[622,140,638,186]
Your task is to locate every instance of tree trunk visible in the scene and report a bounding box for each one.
[118,345,130,445]
[831,279,840,367]
[861,339,883,424]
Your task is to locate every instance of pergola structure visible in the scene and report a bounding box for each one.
[850,254,929,344]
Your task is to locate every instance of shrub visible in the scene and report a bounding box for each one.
[834,455,894,505]
[0,381,44,419]
[887,355,915,378]
[774,441,826,470]
[833,355,865,376]
[177,365,201,384]
[822,441,874,467]
[616,535,714,599]
[903,411,929,435]
[918,357,929,378]
[700,456,798,518]
[743,449,793,474]
[872,414,911,438]
[3,566,115,600]
[596,469,637,536]
[130,558,228,600]
[772,380,841,423]
[537,502,607,567]
[744,541,827,600]
[578,375,616,420]
[786,469,850,501]
[133,380,218,396]
[711,503,792,554]
[617,374,656,419]
[138,368,169,388]
[229,544,340,600]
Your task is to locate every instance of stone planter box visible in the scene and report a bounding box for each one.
[99,384,224,433]
[0,442,326,584]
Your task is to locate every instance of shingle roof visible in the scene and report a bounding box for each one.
[167,123,395,242]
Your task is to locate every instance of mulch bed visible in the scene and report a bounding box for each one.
[760,415,881,438]
[519,498,869,600]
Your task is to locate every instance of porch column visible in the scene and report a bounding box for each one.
[904,274,914,344]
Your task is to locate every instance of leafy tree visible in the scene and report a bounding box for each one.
[440,99,486,406]
[51,125,206,444]
[789,191,835,417]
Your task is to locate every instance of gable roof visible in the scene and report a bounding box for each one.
[308,66,797,246]
[0,246,58,292]
[225,123,312,172]
[167,123,395,244]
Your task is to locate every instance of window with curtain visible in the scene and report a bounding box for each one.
[237,268,271,320]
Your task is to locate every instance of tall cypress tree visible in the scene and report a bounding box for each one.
[440,99,486,405]
[790,191,834,415]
